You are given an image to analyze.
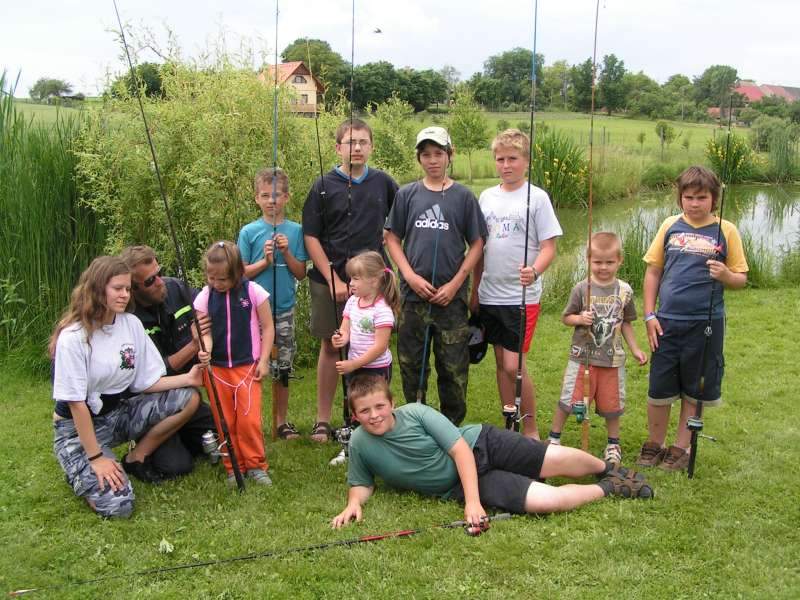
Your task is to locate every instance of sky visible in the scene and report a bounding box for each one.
[2,0,800,97]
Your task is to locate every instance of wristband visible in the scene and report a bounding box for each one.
[532,267,539,282]
[644,312,657,322]
[87,451,103,462]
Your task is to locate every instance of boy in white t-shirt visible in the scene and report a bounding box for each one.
[470,129,563,439]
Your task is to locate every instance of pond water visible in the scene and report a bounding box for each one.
[553,184,800,258]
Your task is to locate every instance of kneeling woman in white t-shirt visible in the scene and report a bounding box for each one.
[49,256,202,517]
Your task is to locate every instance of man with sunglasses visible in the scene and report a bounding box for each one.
[120,245,217,480]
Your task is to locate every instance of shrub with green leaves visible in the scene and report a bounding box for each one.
[530,131,588,208]
[704,132,757,183]
[368,94,417,182]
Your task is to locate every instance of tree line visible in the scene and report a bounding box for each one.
[28,37,800,128]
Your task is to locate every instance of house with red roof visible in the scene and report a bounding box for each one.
[258,61,324,116]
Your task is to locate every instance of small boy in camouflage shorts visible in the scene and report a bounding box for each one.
[239,167,309,439]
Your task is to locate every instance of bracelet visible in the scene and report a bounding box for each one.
[644,312,657,322]
[532,267,539,281]
[87,451,103,462]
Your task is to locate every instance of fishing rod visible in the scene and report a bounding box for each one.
[575,0,601,452]
[415,181,444,404]
[7,514,512,597]
[269,1,281,441]
[111,0,245,491]
[503,0,539,433]
[687,96,733,479]
[328,0,357,466]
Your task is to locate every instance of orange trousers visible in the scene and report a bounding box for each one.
[203,364,268,473]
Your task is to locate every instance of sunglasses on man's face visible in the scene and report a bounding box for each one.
[133,267,162,290]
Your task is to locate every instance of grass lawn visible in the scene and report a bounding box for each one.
[12,100,84,124]
[2,287,798,598]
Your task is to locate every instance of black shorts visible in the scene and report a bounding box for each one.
[450,425,548,514]
[479,304,540,353]
[648,317,724,406]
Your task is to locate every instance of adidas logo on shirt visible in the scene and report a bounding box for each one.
[414,204,450,230]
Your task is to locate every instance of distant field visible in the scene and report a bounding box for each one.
[13,99,86,123]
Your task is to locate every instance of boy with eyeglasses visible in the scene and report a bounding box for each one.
[302,118,399,442]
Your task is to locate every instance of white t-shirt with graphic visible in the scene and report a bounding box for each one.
[53,312,166,414]
[343,295,394,368]
[478,183,562,305]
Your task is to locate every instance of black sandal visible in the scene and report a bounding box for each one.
[277,422,300,440]
[310,421,332,443]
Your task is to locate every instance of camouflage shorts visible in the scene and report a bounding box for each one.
[52,387,194,518]
[270,309,296,375]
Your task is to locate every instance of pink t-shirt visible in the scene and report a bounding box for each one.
[194,281,269,364]
[343,295,394,368]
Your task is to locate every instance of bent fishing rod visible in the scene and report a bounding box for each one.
[577,0,601,452]
[111,0,245,490]
[687,96,734,479]
[8,514,512,597]
[504,0,539,433]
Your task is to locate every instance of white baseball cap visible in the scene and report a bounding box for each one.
[416,126,452,148]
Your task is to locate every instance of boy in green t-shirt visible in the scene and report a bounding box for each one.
[331,376,654,529]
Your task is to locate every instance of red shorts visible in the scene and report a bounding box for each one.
[479,304,540,353]
[559,361,625,418]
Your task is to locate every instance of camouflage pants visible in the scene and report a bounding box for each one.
[52,388,193,518]
[397,299,470,425]
[270,309,296,381]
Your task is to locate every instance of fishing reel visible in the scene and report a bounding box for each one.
[464,516,490,537]
[201,430,225,464]
[572,401,587,423]
[329,425,352,466]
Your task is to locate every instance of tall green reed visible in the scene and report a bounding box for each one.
[0,72,105,371]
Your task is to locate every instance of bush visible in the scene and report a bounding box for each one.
[530,131,587,207]
[496,118,509,132]
[369,94,417,181]
[704,132,756,183]
[641,162,681,188]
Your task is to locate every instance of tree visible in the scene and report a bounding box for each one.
[29,78,72,102]
[623,71,663,118]
[110,62,164,98]
[449,89,488,183]
[541,60,570,109]
[396,68,448,112]
[655,120,676,160]
[692,65,738,107]
[469,48,544,109]
[352,61,398,109]
[662,74,693,120]
[438,65,461,93]
[281,38,348,103]
[569,59,594,112]
[598,54,627,115]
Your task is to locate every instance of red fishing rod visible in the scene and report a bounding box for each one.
[8,514,512,596]
[111,0,245,490]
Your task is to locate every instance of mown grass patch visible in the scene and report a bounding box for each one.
[2,287,797,598]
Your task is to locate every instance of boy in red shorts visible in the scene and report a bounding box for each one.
[548,232,648,466]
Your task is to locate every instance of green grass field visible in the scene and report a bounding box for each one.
[2,287,798,598]
[12,100,84,124]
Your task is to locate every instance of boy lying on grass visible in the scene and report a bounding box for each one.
[331,376,653,530]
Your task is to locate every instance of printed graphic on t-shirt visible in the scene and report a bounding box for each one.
[356,315,375,333]
[119,344,135,370]
[667,231,720,257]
[589,290,628,351]
[483,208,524,240]
[415,204,450,231]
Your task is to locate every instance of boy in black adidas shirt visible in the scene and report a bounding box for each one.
[384,127,488,424]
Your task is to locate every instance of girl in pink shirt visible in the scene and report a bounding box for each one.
[194,241,275,485]
[332,251,400,381]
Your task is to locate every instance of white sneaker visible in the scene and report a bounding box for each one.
[604,444,622,466]
[247,468,273,486]
[329,448,347,466]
